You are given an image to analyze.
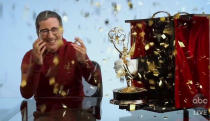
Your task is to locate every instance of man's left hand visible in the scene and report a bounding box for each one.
[72,37,87,63]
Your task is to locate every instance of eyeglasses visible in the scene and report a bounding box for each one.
[39,27,59,37]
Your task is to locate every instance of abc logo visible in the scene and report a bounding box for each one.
[192,94,208,107]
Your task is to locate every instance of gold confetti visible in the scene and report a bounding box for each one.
[186,80,193,85]
[62,110,66,117]
[53,87,59,94]
[164,43,169,48]
[174,13,180,19]
[147,61,156,71]
[71,60,75,65]
[127,1,133,9]
[139,32,145,37]
[149,79,155,85]
[173,50,177,56]
[150,86,156,89]
[199,85,203,89]
[140,59,145,63]
[61,91,67,96]
[138,73,142,79]
[132,32,137,36]
[21,80,27,87]
[178,41,185,47]
[58,39,64,47]
[148,20,154,26]
[159,80,163,87]
[161,34,166,39]
[154,51,159,55]
[53,56,59,65]
[159,60,163,63]
[62,104,68,109]
[49,77,55,85]
[160,42,165,46]
[129,43,135,56]
[167,73,173,78]
[153,70,159,76]
[137,23,143,28]
[160,17,166,22]
[40,104,47,113]
[149,42,154,46]
[137,81,142,84]
[94,79,98,84]
[59,26,64,33]
[145,44,150,50]
[163,28,173,35]
[130,104,136,111]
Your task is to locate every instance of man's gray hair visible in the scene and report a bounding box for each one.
[35,10,63,35]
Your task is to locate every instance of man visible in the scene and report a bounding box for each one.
[20,10,101,101]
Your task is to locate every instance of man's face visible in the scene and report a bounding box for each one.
[38,17,63,53]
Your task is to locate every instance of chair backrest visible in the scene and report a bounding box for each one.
[91,61,103,97]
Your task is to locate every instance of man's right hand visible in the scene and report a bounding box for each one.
[32,39,46,65]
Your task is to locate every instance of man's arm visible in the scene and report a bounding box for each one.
[20,39,46,99]
[72,37,102,86]
[20,52,42,99]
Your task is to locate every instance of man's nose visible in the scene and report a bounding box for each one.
[47,31,54,39]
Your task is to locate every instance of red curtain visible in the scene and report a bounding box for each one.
[175,16,209,109]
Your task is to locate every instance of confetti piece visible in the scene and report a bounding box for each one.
[159,80,163,87]
[149,42,154,46]
[130,104,136,111]
[62,104,68,109]
[163,28,173,35]
[148,20,154,26]
[161,34,166,39]
[199,85,203,89]
[139,32,145,37]
[99,27,104,32]
[129,43,135,56]
[71,60,75,64]
[174,13,181,19]
[186,80,193,85]
[150,86,156,89]
[105,19,109,25]
[61,91,67,96]
[62,13,68,22]
[153,70,159,76]
[160,17,166,22]
[127,0,133,9]
[178,41,185,47]
[49,77,55,85]
[63,110,66,117]
[173,50,177,56]
[149,79,155,85]
[53,56,59,65]
[132,32,137,36]
[137,23,143,29]
[112,2,121,13]
[84,12,90,18]
[145,44,150,50]
[53,87,59,94]
[40,104,46,113]
[21,80,27,87]
[163,116,168,119]
[164,43,169,48]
